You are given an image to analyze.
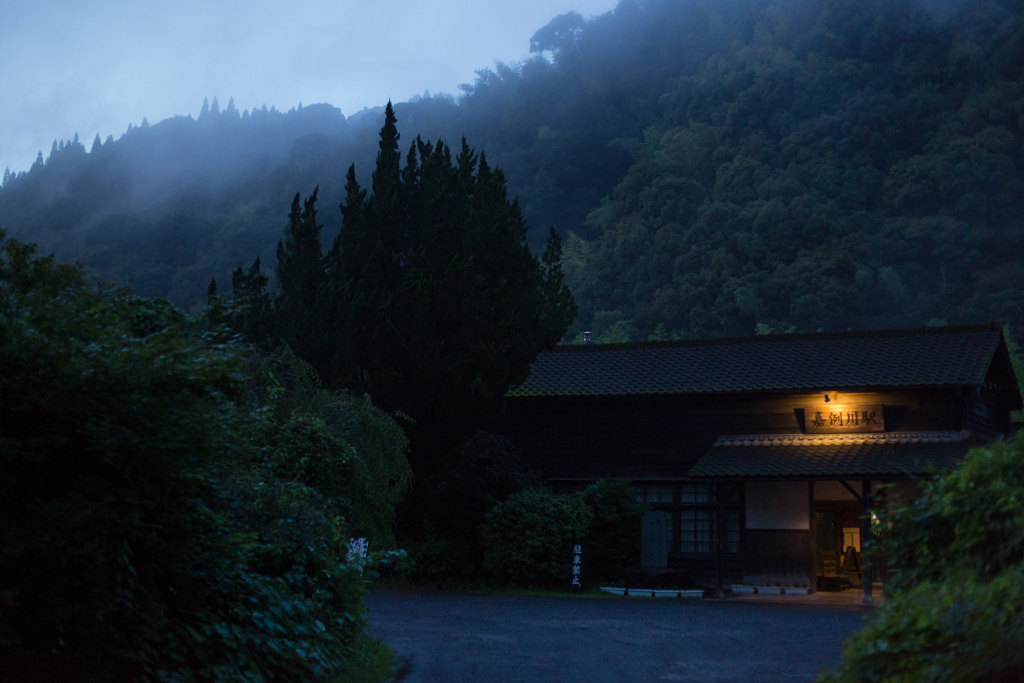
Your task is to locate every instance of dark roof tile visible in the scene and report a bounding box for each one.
[509,324,1004,397]
[688,436,975,478]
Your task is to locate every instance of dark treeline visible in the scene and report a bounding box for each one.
[1,0,1023,339]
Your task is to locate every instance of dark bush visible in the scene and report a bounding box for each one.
[401,538,475,589]
[820,567,1024,683]
[244,347,413,549]
[0,233,379,682]
[886,435,1024,590]
[436,476,644,589]
[581,479,647,585]
[416,432,542,580]
[481,488,592,587]
[821,436,1024,682]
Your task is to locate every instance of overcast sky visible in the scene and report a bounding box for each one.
[1,0,618,174]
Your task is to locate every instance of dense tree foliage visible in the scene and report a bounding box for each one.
[234,104,575,481]
[821,436,1024,682]
[1006,325,1024,424]
[3,0,1021,346]
[407,432,543,585]
[481,488,594,587]
[240,347,414,549]
[478,480,647,588]
[318,103,576,464]
[561,0,1024,340]
[580,479,648,585]
[0,232,408,682]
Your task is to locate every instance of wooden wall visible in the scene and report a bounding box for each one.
[500,381,1012,589]
[500,388,970,479]
[743,530,813,584]
[966,391,1010,440]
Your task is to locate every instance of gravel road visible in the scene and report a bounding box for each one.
[365,590,868,682]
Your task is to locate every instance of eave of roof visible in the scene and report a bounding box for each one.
[687,431,976,479]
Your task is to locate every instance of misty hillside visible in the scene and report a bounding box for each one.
[1,0,1022,338]
[0,99,373,302]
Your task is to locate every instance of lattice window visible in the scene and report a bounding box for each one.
[634,481,741,556]
[680,504,740,555]
[636,483,675,503]
[679,482,711,504]
[725,508,740,554]
[680,509,713,553]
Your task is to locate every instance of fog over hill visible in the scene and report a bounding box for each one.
[1,0,1022,340]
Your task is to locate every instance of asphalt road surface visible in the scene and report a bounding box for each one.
[365,590,868,683]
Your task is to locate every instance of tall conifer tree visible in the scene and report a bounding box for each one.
[276,188,326,363]
[325,103,576,478]
[230,102,575,506]
[229,257,274,349]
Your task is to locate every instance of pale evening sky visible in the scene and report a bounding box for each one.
[0,0,619,173]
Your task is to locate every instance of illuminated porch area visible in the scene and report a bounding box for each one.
[688,430,977,600]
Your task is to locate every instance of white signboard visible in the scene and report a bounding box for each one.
[571,544,582,589]
[347,537,368,564]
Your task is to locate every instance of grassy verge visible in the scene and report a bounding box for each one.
[333,633,397,683]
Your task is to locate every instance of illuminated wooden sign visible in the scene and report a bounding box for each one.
[803,405,884,433]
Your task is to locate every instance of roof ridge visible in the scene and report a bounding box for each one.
[550,322,1000,353]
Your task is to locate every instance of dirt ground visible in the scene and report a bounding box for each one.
[365,589,870,682]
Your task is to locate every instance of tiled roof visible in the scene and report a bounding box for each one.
[713,431,973,447]
[687,431,975,479]
[508,324,1006,397]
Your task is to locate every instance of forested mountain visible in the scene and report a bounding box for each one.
[1,0,1022,338]
[557,0,1024,340]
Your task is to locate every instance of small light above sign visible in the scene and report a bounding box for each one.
[804,404,885,433]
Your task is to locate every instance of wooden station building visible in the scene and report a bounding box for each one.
[501,324,1021,595]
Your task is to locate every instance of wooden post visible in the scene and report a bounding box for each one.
[716,482,726,598]
[808,481,817,594]
[862,480,873,603]
[879,483,889,591]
